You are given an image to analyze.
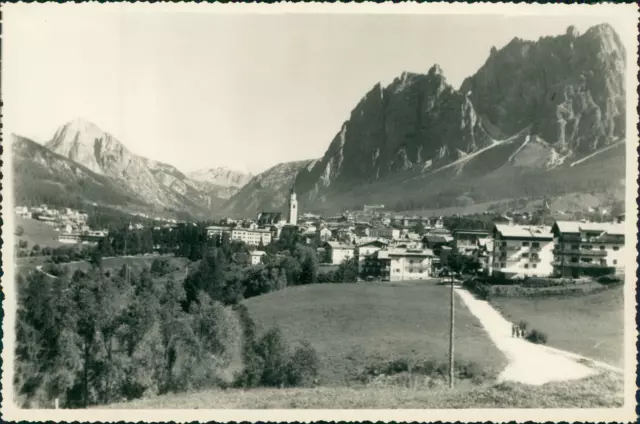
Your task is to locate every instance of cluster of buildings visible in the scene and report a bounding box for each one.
[15,204,107,245]
[454,219,626,279]
[202,189,626,280]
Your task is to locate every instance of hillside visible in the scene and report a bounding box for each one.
[223,160,314,218]
[44,118,228,217]
[11,134,143,209]
[187,167,253,199]
[244,283,506,384]
[291,23,627,214]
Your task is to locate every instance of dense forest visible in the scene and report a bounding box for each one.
[14,225,360,408]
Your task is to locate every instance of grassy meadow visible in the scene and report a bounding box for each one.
[105,371,623,409]
[14,216,65,248]
[490,286,624,367]
[244,283,507,385]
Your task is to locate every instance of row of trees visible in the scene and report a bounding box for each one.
[15,251,322,408]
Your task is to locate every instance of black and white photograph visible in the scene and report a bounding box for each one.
[1,2,638,422]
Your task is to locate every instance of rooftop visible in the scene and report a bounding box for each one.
[326,241,355,249]
[494,224,553,239]
[553,220,625,236]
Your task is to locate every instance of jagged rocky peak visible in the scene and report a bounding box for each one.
[428,63,444,77]
[461,23,626,152]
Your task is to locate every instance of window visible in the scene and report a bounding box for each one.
[613,260,618,265]
[532,264,537,268]
[522,242,530,247]
[582,245,592,250]
[524,264,529,269]
[532,242,540,248]
[600,245,606,250]
[571,257,578,263]
[613,246,620,251]
[571,244,579,250]
[522,253,529,258]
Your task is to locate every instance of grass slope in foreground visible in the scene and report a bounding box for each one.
[244,283,507,385]
[106,372,623,409]
[14,216,65,248]
[489,286,624,367]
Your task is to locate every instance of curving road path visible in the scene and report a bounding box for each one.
[455,288,621,385]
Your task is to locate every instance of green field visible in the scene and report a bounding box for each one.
[105,371,623,409]
[489,286,624,367]
[14,216,64,248]
[244,283,507,385]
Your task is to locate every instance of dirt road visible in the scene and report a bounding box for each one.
[455,288,609,385]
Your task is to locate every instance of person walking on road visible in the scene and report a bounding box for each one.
[511,323,517,338]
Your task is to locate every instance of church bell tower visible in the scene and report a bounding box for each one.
[288,186,298,226]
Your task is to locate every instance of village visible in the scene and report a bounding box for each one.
[202,188,627,282]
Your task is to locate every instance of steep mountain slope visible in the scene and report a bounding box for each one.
[11,134,142,208]
[44,118,225,217]
[223,160,313,218]
[293,23,627,213]
[461,24,625,153]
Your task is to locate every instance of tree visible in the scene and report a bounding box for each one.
[299,255,318,285]
[412,222,426,235]
[89,248,103,269]
[16,225,24,236]
[334,257,359,282]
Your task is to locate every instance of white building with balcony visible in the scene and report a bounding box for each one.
[490,224,554,278]
[551,221,625,277]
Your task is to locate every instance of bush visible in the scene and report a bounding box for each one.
[15,225,24,236]
[286,340,320,387]
[597,275,623,285]
[18,240,29,249]
[233,325,320,389]
[526,329,548,344]
[150,258,171,276]
[360,358,490,385]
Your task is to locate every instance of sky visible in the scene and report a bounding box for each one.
[3,5,635,175]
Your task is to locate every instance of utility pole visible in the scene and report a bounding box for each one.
[449,272,455,389]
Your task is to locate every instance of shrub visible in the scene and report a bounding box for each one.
[255,328,291,387]
[150,258,171,276]
[360,358,490,385]
[286,340,320,387]
[526,329,548,344]
[18,240,29,249]
[597,275,623,285]
[15,225,24,236]
[233,323,320,389]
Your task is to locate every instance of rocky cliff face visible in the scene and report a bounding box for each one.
[223,160,313,218]
[461,24,626,153]
[293,23,626,212]
[295,66,493,197]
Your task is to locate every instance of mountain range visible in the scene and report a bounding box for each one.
[12,23,627,219]
[293,23,627,214]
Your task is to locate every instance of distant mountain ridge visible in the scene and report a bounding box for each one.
[292,23,627,214]
[14,119,253,218]
[222,160,314,218]
[13,23,628,219]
